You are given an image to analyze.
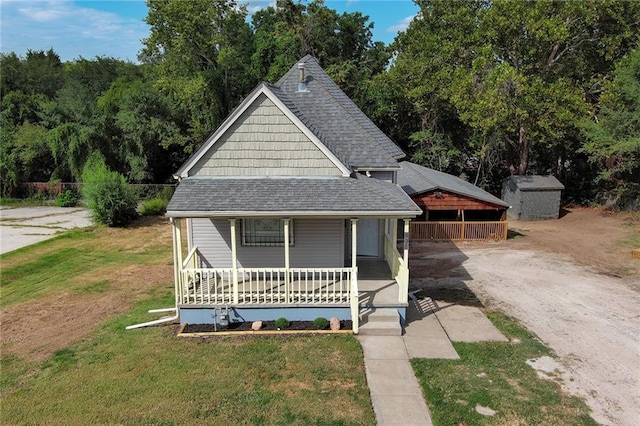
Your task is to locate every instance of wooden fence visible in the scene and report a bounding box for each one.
[410,221,508,241]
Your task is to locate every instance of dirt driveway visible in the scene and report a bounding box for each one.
[410,208,640,426]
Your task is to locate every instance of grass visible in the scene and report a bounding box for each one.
[412,312,596,425]
[0,219,375,425]
[0,197,53,208]
[1,294,374,425]
[0,222,170,307]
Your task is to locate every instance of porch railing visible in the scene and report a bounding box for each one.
[179,266,355,306]
[383,234,408,304]
[410,221,508,241]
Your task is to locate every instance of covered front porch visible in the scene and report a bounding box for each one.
[170,217,411,333]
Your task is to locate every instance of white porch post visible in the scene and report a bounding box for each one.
[229,218,239,304]
[283,218,291,303]
[392,218,398,246]
[350,218,359,334]
[400,218,410,303]
[350,218,358,268]
[171,218,182,306]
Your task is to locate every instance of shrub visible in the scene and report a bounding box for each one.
[81,154,139,227]
[313,317,329,330]
[56,190,78,207]
[157,185,175,203]
[139,198,168,216]
[274,317,290,329]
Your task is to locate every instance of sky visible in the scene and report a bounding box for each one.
[0,0,419,63]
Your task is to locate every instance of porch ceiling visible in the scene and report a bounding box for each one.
[167,175,421,218]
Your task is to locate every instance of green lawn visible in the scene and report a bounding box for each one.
[0,221,375,425]
[412,312,596,425]
[1,295,374,425]
[1,217,599,425]
[0,223,170,308]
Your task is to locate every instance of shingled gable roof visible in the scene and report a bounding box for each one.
[168,57,420,218]
[174,82,351,178]
[276,55,405,169]
[398,161,510,208]
[167,175,421,217]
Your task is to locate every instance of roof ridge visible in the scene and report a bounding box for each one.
[268,84,351,168]
[306,61,405,161]
[305,72,397,167]
[406,161,439,189]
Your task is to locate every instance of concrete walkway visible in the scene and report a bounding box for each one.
[358,299,507,425]
[359,335,434,425]
[0,207,92,254]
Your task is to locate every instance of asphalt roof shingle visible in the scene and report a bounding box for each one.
[274,55,405,169]
[397,161,510,208]
[167,175,421,216]
[506,175,565,191]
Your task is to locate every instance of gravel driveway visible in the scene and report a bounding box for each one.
[0,207,93,254]
[411,243,640,426]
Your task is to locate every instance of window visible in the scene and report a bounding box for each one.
[241,219,294,247]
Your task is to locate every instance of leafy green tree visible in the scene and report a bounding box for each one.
[582,43,640,209]
[96,77,188,182]
[141,0,255,152]
[251,0,390,99]
[81,154,139,227]
[391,0,639,200]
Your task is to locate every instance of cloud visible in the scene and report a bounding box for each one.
[1,0,149,62]
[386,14,415,33]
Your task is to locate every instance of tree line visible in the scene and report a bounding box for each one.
[1,0,638,209]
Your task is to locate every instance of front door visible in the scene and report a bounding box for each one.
[357,219,380,257]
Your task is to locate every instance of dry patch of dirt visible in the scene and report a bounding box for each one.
[1,264,173,362]
[410,207,640,426]
[509,207,640,280]
[0,217,174,362]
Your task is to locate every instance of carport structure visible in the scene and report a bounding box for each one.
[397,161,510,241]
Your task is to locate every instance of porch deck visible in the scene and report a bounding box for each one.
[358,259,403,308]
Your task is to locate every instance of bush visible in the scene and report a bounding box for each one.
[274,317,290,329]
[157,185,175,203]
[313,317,329,330]
[81,155,139,227]
[139,198,168,216]
[56,190,78,207]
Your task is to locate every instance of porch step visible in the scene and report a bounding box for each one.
[358,308,402,336]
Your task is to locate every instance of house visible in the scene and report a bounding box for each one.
[502,175,564,220]
[397,161,510,241]
[162,56,421,333]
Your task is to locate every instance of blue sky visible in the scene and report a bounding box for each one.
[1,0,418,62]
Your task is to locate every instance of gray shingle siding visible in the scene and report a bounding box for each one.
[189,94,342,176]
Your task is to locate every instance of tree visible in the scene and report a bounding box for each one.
[96,77,188,182]
[582,43,640,209]
[251,0,390,99]
[141,0,256,152]
[391,0,639,199]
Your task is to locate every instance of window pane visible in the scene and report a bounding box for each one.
[242,219,294,246]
